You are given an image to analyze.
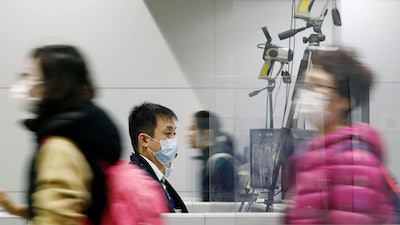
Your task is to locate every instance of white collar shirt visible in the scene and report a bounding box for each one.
[141,155,165,184]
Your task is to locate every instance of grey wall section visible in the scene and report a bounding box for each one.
[0,0,399,216]
[340,0,400,176]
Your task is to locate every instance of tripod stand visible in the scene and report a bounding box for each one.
[265,26,327,212]
[247,86,284,212]
[246,27,293,211]
[247,0,343,212]
[247,55,297,213]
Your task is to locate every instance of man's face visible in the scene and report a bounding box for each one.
[147,116,177,153]
[187,117,198,148]
[187,117,209,149]
[141,116,177,173]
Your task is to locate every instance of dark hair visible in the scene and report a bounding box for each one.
[311,47,374,113]
[32,45,95,116]
[193,110,234,155]
[194,110,220,131]
[128,102,177,152]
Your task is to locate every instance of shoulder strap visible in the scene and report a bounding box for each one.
[344,139,399,194]
[206,152,234,168]
[342,139,379,158]
[381,165,400,194]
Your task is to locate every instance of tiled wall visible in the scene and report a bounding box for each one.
[1,1,399,218]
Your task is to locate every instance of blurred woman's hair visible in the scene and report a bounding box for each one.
[32,45,95,116]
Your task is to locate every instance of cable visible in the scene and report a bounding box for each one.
[244,188,256,212]
[281,83,291,128]
[281,0,297,127]
[238,187,251,212]
[273,78,282,114]
[266,89,269,129]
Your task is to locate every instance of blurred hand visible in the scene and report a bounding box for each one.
[0,189,16,213]
[0,189,28,218]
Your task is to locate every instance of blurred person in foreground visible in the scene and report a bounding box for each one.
[188,110,237,202]
[0,45,164,225]
[129,102,188,213]
[284,47,395,224]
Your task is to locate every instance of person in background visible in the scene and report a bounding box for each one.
[188,110,237,202]
[129,102,188,213]
[284,47,395,224]
[0,45,122,225]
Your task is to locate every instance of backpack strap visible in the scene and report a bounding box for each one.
[339,138,400,224]
[206,152,234,168]
[381,165,400,194]
[342,139,379,158]
[343,139,400,194]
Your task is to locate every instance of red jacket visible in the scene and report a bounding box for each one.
[285,123,395,224]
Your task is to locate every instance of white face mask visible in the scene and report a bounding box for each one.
[9,79,43,114]
[147,135,179,165]
[297,89,332,129]
[164,163,174,178]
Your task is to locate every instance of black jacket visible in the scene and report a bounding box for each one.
[194,132,236,202]
[24,102,122,225]
[130,153,188,213]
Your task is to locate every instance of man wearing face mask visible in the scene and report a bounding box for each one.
[129,102,188,213]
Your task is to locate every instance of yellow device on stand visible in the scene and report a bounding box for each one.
[258,27,293,80]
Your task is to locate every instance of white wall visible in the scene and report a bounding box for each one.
[340,0,400,175]
[0,0,399,216]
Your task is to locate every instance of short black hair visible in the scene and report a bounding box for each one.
[32,45,95,116]
[128,102,177,152]
[194,110,220,131]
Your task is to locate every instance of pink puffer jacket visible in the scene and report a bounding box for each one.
[285,123,395,224]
